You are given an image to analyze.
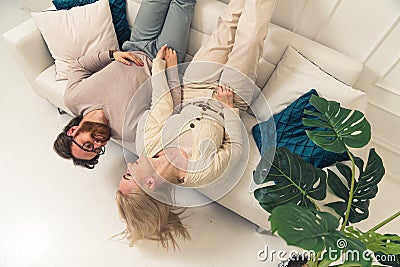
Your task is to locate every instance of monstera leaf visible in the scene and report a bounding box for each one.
[302,95,371,153]
[270,204,372,266]
[374,234,400,266]
[326,148,385,223]
[253,147,326,213]
[344,227,400,255]
[345,227,400,266]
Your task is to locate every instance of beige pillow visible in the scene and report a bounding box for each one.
[261,46,367,115]
[32,0,118,80]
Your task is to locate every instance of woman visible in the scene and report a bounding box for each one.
[116,0,276,249]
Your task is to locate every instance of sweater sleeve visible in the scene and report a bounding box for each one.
[67,51,112,90]
[166,66,182,111]
[212,107,243,175]
[138,58,175,156]
[149,58,174,120]
[222,107,242,148]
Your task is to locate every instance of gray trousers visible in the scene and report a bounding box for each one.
[122,0,196,63]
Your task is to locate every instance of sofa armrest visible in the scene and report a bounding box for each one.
[2,17,54,98]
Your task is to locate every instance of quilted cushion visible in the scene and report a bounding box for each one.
[52,0,131,48]
[252,89,349,168]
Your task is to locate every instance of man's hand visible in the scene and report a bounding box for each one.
[216,85,234,108]
[165,48,177,68]
[114,51,144,66]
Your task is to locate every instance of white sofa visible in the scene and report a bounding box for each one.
[3,0,365,230]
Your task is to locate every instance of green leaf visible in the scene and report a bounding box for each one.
[344,227,400,266]
[323,232,372,266]
[270,204,339,252]
[253,147,326,213]
[374,234,400,266]
[336,161,353,186]
[302,94,371,153]
[326,148,385,223]
[344,227,400,255]
[269,204,372,266]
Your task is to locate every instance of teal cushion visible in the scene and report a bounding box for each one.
[252,89,349,168]
[52,0,131,48]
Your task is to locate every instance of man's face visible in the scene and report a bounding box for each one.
[68,121,111,160]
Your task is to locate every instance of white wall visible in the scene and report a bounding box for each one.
[271,0,400,182]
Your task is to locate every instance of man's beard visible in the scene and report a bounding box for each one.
[76,121,112,141]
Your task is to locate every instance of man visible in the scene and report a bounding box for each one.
[53,0,196,169]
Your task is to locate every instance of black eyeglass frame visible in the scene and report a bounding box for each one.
[68,136,106,155]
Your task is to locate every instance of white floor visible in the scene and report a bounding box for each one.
[1,1,399,267]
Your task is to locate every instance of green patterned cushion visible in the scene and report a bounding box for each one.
[252,89,349,168]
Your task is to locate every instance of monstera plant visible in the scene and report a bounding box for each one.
[254,95,400,266]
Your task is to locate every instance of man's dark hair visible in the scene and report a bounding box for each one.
[53,115,100,169]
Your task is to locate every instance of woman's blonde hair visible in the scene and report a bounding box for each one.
[115,187,191,250]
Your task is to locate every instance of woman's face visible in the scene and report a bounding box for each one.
[118,153,182,195]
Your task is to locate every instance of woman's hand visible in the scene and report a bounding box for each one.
[156,45,177,68]
[216,85,234,108]
[165,48,177,68]
[156,44,168,60]
[114,51,144,66]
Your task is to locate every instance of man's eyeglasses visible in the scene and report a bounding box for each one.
[69,136,105,155]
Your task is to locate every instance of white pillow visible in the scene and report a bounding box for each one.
[260,46,367,115]
[32,0,118,80]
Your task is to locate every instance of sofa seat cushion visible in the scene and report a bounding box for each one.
[199,160,270,229]
[35,65,71,114]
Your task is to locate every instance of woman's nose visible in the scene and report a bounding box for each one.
[127,162,134,169]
